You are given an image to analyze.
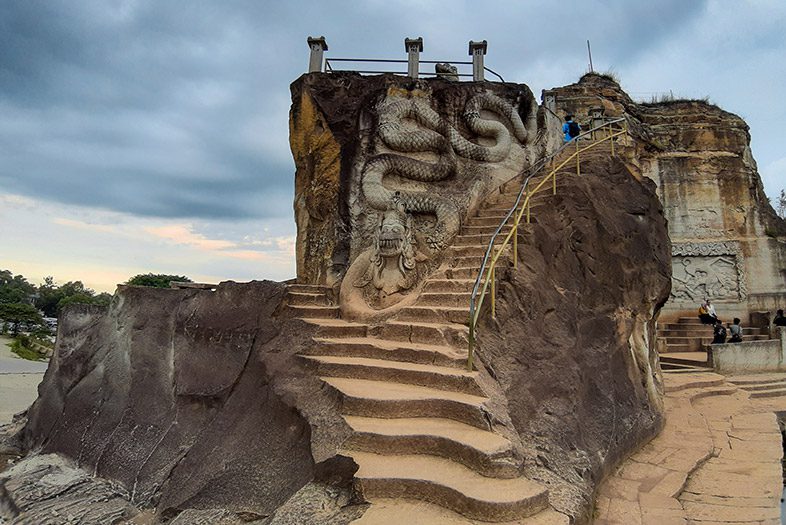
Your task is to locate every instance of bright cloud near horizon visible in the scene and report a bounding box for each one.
[1,1,785,293]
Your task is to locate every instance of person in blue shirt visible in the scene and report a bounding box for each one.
[563,115,581,142]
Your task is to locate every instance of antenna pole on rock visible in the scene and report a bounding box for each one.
[587,39,594,73]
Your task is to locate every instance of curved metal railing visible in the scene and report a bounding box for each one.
[466,118,630,369]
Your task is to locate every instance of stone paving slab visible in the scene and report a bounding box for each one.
[594,372,786,525]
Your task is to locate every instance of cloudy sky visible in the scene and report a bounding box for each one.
[1,0,784,292]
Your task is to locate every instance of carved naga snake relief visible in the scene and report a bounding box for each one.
[362,91,527,251]
[348,89,528,312]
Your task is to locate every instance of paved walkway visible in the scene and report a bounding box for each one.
[595,372,785,524]
[0,335,48,424]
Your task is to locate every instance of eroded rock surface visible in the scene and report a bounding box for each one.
[14,281,360,523]
[547,73,786,321]
[477,155,671,522]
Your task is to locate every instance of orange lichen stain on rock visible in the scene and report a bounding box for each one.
[289,90,342,282]
[387,85,430,99]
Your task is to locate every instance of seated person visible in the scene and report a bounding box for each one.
[712,319,727,344]
[698,299,719,325]
[729,318,743,343]
[774,309,786,327]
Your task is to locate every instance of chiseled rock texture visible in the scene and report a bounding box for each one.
[289,72,557,289]
[14,282,363,524]
[477,155,671,522]
[547,73,786,322]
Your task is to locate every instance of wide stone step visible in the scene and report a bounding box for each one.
[322,377,488,428]
[348,451,549,522]
[352,499,569,525]
[418,292,473,308]
[447,245,495,258]
[287,283,331,294]
[378,320,470,348]
[660,327,768,337]
[308,337,466,369]
[343,416,519,479]
[438,267,483,280]
[461,224,513,236]
[397,305,470,325]
[301,355,483,395]
[286,291,331,307]
[465,216,517,227]
[423,278,476,293]
[748,388,786,399]
[288,304,340,319]
[736,380,786,392]
[453,234,506,246]
[301,318,368,338]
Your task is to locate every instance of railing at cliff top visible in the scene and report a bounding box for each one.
[323,58,506,82]
[466,118,630,370]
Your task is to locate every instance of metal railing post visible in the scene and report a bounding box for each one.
[490,266,496,319]
[552,170,556,195]
[512,224,518,268]
[405,37,423,78]
[611,133,615,156]
[307,36,328,73]
[468,40,488,81]
[526,201,530,223]
[576,138,581,176]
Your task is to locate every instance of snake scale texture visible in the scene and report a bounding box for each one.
[362,92,527,250]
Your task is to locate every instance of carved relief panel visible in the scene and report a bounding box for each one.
[670,242,746,302]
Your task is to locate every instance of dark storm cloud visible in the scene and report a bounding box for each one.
[0,0,708,220]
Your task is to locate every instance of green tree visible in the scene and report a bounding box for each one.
[35,279,105,317]
[0,302,45,335]
[778,189,786,220]
[126,273,192,288]
[0,270,36,305]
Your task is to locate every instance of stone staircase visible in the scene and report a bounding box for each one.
[284,168,579,522]
[283,141,621,522]
[726,374,786,399]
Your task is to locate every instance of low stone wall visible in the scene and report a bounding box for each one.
[711,328,786,374]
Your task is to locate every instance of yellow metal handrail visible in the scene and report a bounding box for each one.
[467,119,629,369]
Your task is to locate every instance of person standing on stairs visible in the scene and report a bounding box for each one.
[563,115,581,142]
[774,309,786,327]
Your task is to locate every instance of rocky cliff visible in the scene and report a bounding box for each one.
[5,282,364,524]
[547,73,786,321]
[477,154,671,521]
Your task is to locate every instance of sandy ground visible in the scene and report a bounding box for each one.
[0,335,48,424]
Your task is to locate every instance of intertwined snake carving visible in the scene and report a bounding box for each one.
[362,91,527,250]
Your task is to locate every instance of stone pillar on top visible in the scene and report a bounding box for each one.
[405,37,423,78]
[469,40,488,81]
[307,36,328,73]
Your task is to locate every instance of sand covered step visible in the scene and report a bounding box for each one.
[423,279,476,294]
[322,377,488,428]
[301,318,368,338]
[308,337,466,368]
[446,245,500,258]
[453,234,506,246]
[397,306,469,325]
[464,216,517,228]
[461,224,512,236]
[288,304,340,319]
[438,267,483,280]
[729,379,786,392]
[352,498,568,525]
[344,416,519,478]
[418,292,473,308]
[663,372,725,393]
[379,320,470,348]
[286,283,332,294]
[727,374,786,386]
[348,451,549,522]
[286,290,331,306]
[301,355,483,395]
[748,387,786,399]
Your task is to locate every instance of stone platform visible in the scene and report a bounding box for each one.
[595,372,786,524]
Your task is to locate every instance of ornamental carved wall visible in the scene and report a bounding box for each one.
[670,241,747,302]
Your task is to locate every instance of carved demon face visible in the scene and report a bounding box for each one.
[378,213,406,258]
